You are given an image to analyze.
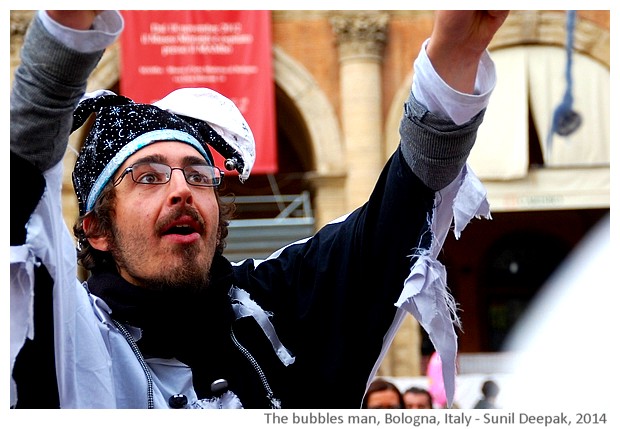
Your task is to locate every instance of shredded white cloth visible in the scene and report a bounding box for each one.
[395,164,491,407]
[229,287,296,366]
[10,162,92,407]
[188,390,244,409]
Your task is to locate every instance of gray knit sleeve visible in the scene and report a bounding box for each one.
[399,91,486,191]
[10,14,105,172]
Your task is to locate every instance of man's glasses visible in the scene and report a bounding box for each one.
[113,161,223,188]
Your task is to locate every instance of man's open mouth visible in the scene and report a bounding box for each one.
[161,215,203,236]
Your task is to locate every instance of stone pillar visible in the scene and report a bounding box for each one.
[331,12,422,378]
[375,315,423,377]
[330,12,388,211]
[306,173,347,230]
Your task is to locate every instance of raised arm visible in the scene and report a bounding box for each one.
[426,10,509,94]
[10,10,122,172]
[403,10,509,190]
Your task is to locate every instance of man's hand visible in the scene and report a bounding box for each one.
[426,11,509,94]
[46,10,102,30]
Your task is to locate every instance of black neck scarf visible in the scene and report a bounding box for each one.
[86,253,236,362]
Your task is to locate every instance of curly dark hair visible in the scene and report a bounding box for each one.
[73,181,235,272]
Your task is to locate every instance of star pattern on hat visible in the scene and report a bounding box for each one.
[72,93,214,216]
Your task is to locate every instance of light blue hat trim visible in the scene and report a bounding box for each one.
[85,129,209,212]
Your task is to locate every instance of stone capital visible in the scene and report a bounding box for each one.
[330,12,389,62]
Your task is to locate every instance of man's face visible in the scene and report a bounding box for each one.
[366,390,402,409]
[89,141,220,290]
[404,392,433,409]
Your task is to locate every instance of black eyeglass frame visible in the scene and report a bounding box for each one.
[113,161,224,188]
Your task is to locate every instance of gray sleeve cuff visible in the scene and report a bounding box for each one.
[399,91,486,191]
[10,14,105,171]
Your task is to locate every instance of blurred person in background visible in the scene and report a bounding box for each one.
[403,386,433,409]
[362,378,405,409]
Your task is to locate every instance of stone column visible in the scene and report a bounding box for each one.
[306,173,347,230]
[330,12,388,211]
[331,12,422,378]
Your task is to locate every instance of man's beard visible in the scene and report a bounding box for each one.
[108,217,216,292]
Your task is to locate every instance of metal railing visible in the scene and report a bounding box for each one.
[223,191,315,262]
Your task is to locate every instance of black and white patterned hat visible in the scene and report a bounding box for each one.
[72,88,255,216]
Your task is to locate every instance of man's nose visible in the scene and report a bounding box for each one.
[167,168,194,205]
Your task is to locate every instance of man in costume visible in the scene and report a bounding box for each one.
[10,10,508,408]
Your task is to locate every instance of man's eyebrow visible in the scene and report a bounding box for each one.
[131,153,166,164]
[182,155,209,166]
[129,154,208,166]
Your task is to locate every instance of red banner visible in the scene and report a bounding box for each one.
[120,10,277,174]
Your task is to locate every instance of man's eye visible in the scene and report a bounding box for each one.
[187,173,209,184]
[136,172,163,184]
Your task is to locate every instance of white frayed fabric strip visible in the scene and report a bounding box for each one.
[10,246,36,407]
[396,255,458,406]
[229,287,296,366]
[10,162,84,408]
[189,390,244,409]
[153,88,256,181]
[395,163,491,407]
[453,164,492,240]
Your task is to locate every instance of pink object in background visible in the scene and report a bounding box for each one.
[427,351,447,408]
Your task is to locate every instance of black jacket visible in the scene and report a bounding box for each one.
[79,147,434,409]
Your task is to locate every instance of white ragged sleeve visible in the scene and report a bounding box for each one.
[10,246,36,406]
[9,161,116,408]
[368,164,490,408]
[9,161,79,407]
